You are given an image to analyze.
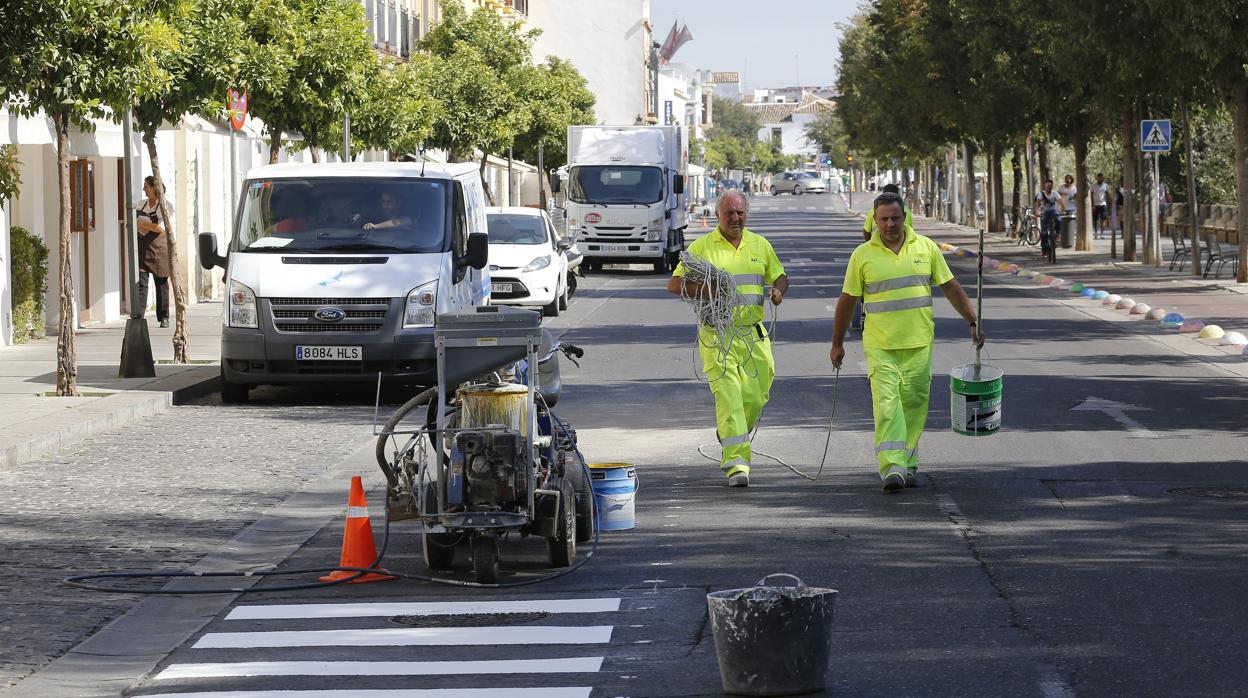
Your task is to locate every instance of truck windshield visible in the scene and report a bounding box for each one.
[567,166,663,205]
[233,177,448,253]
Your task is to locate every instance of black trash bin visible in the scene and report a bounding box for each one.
[1061,216,1076,248]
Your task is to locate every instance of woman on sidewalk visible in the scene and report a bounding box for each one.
[136,176,172,328]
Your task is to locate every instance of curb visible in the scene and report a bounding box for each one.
[0,365,220,468]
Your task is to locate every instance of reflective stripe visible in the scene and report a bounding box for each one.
[736,293,765,307]
[864,295,933,314]
[720,433,751,447]
[882,465,909,480]
[721,457,750,472]
[733,274,764,287]
[875,440,907,454]
[866,274,930,295]
[347,506,369,519]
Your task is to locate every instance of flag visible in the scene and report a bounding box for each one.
[660,22,694,64]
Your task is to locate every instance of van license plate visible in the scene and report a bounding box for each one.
[491,283,513,293]
[296,345,361,361]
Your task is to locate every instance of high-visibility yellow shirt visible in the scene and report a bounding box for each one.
[843,225,953,350]
[674,226,785,329]
[864,209,914,236]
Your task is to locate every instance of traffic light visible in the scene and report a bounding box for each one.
[847,152,855,164]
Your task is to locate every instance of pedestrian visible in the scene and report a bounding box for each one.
[855,183,914,331]
[1034,179,1061,262]
[1057,174,1077,221]
[136,175,173,328]
[829,191,984,492]
[1091,173,1110,239]
[667,191,789,488]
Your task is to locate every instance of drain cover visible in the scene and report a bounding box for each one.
[1166,487,1248,499]
[390,611,551,627]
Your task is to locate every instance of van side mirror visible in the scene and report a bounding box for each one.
[673,174,685,195]
[466,232,488,269]
[198,232,226,270]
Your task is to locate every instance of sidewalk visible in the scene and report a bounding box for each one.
[844,198,1248,378]
[0,302,223,467]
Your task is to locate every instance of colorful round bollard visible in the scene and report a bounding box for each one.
[1081,288,1097,297]
[1027,271,1041,278]
[1070,283,1085,293]
[1012,267,1025,276]
[1131,303,1151,315]
[1117,298,1136,310]
[1050,279,1066,288]
[1039,275,1055,285]
[1146,307,1166,320]
[1104,294,1122,305]
[1161,312,1184,330]
[1221,331,1248,346]
[1178,318,1203,333]
[1093,290,1110,300]
[1198,325,1226,340]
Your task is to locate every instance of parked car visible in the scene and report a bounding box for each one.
[770,171,827,195]
[486,207,573,317]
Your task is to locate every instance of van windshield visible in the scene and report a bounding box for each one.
[233,178,448,254]
[567,165,663,205]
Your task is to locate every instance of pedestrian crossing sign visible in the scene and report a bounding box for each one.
[1140,119,1171,153]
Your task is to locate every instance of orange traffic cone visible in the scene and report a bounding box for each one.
[700,215,708,228]
[320,475,395,583]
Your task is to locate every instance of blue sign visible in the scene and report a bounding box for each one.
[664,100,673,126]
[1140,119,1171,153]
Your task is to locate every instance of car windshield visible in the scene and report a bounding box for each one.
[487,213,548,245]
[233,177,448,254]
[567,165,663,205]
[797,172,819,179]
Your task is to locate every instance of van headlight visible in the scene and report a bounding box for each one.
[229,279,258,328]
[646,218,664,241]
[522,255,551,273]
[404,281,437,328]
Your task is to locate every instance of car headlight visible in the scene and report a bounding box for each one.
[404,281,437,328]
[229,279,257,328]
[522,255,551,273]
[646,218,664,241]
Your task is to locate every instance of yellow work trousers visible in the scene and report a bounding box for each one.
[865,344,932,480]
[700,327,775,478]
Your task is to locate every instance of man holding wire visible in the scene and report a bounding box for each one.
[829,191,984,492]
[667,191,788,488]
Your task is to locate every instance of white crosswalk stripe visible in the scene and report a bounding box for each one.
[142,597,624,697]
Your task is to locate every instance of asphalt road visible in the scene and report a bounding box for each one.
[11,193,1248,697]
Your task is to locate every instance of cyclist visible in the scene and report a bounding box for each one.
[1034,179,1061,262]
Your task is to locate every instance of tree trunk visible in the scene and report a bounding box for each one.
[1038,138,1052,186]
[1010,144,1023,234]
[53,111,77,396]
[927,162,937,218]
[268,128,282,164]
[478,156,496,205]
[142,128,189,363]
[1182,97,1202,276]
[1122,109,1137,262]
[989,142,1005,233]
[1235,82,1248,283]
[309,147,320,164]
[1073,124,1091,251]
[963,141,978,228]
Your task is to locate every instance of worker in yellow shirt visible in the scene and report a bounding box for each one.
[830,192,984,491]
[854,184,912,330]
[668,191,789,488]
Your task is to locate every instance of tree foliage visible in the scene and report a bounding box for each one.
[511,56,596,169]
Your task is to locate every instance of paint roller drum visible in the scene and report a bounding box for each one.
[949,363,1003,436]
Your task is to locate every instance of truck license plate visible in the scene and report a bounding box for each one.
[296,345,361,361]
[491,283,513,293]
[600,244,629,252]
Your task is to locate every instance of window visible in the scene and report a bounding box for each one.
[69,159,95,233]
[487,213,548,245]
[567,166,664,205]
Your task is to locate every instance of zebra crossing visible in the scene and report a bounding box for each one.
[134,596,627,698]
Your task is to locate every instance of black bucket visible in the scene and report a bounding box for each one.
[706,574,838,696]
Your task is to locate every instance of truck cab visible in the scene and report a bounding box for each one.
[198,162,491,402]
[562,125,688,273]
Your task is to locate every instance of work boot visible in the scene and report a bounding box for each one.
[904,470,918,488]
[727,472,749,488]
[882,472,905,492]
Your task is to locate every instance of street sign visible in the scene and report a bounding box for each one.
[1140,119,1171,153]
[228,88,248,131]
[663,100,673,126]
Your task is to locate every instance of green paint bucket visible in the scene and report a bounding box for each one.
[949,363,1003,436]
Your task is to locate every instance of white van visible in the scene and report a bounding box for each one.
[198,162,491,402]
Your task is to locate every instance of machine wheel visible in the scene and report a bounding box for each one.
[420,482,457,571]
[574,466,595,543]
[770,185,778,196]
[471,536,499,584]
[220,368,250,404]
[547,479,577,567]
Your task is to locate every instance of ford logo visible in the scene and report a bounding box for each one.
[313,307,346,322]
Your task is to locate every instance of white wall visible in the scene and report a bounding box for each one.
[527,0,649,127]
[757,113,820,157]
[0,200,9,345]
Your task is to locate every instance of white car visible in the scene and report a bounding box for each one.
[486,207,573,317]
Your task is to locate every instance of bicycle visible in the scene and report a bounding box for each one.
[1016,208,1040,246]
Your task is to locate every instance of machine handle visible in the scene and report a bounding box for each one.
[755,572,806,589]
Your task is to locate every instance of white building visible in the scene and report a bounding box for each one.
[658,64,714,141]
[527,0,652,126]
[743,91,835,158]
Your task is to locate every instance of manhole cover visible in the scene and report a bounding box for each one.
[389,611,551,627]
[1166,487,1248,500]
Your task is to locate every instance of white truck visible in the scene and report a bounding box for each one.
[559,125,688,273]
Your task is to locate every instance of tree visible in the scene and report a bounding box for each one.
[511,56,596,170]
[708,97,761,143]
[0,0,159,395]
[132,0,248,363]
[803,110,849,168]
[347,55,442,158]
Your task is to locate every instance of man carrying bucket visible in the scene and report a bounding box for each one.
[829,192,984,492]
[668,191,789,488]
